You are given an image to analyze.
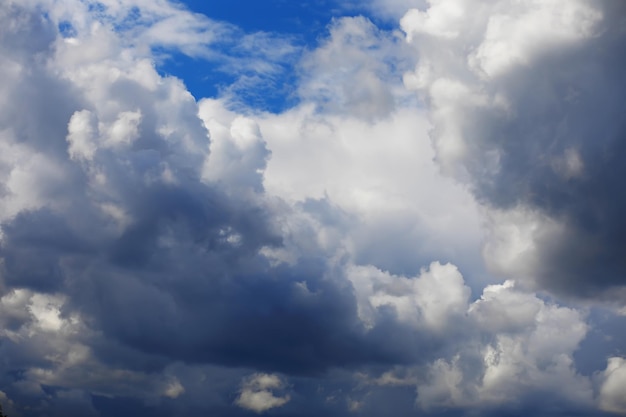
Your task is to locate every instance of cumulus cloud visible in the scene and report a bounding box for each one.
[249,103,484,279]
[0,5,457,415]
[235,373,290,413]
[1,0,625,416]
[347,262,470,331]
[337,278,595,415]
[0,1,357,413]
[199,101,270,195]
[598,357,626,414]
[401,0,626,301]
[297,16,412,120]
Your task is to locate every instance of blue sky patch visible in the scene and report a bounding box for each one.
[156,0,372,112]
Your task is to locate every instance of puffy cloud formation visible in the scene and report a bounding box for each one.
[598,357,626,414]
[296,16,409,120]
[235,373,290,413]
[347,262,470,331]
[401,0,626,301]
[344,276,593,415]
[0,0,625,416]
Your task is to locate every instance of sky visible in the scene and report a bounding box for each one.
[0,0,625,416]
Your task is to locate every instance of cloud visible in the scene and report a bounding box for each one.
[255,108,483,279]
[1,0,626,416]
[467,282,591,406]
[296,16,412,120]
[347,262,470,332]
[0,4,452,409]
[199,101,270,195]
[0,290,162,417]
[598,357,626,415]
[235,373,290,413]
[401,0,626,301]
[332,278,595,415]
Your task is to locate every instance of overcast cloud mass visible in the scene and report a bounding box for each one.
[0,0,625,416]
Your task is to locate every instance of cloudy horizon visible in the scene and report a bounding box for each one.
[1,0,626,416]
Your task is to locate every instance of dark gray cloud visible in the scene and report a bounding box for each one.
[0,4,449,416]
[0,1,416,378]
[403,0,626,300]
[477,12,626,297]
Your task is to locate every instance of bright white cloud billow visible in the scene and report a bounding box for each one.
[598,357,626,414]
[235,373,290,413]
[0,0,625,416]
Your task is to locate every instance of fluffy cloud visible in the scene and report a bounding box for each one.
[235,373,290,413]
[296,16,411,120]
[347,262,470,331]
[0,4,457,415]
[401,0,626,301]
[598,357,626,414]
[332,279,595,416]
[249,104,484,280]
[199,101,270,195]
[0,2,349,413]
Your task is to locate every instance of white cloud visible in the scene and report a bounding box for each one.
[235,373,290,413]
[199,100,269,194]
[0,133,68,222]
[254,102,483,277]
[350,276,594,413]
[481,206,562,286]
[417,280,593,410]
[401,1,467,40]
[297,16,411,119]
[347,262,470,331]
[400,0,603,171]
[163,378,185,399]
[103,109,142,147]
[418,355,466,409]
[469,0,602,78]
[598,357,626,415]
[400,0,626,303]
[67,110,98,161]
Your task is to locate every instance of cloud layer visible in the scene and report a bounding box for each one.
[0,0,625,416]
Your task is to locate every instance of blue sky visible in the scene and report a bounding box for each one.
[159,0,363,111]
[1,0,626,416]
[156,0,405,113]
[181,0,345,34]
